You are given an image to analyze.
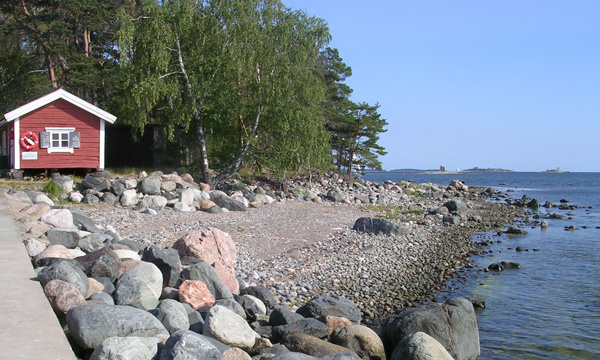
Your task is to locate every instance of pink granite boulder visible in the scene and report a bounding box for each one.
[173,227,236,270]
[44,279,86,314]
[178,280,215,310]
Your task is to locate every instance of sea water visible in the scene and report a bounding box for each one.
[363,171,600,359]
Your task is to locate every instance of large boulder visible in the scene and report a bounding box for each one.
[326,187,349,203]
[142,245,182,288]
[382,298,479,360]
[443,200,467,215]
[82,175,108,191]
[90,336,162,360]
[120,189,139,207]
[160,330,221,360]
[79,233,113,254]
[272,318,330,343]
[173,227,237,272]
[281,333,356,358]
[114,262,163,310]
[211,193,246,212]
[391,332,454,360]
[240,286,275,309]
[330,325,386,360]
[67,304,169,349]
[43,279,87,314]
[38,260,89,297]
[181,261,232,300]
[46,227,81,249]
[140,195,168,211]
[34,244,73,266]
[270,307,305,326]
[40,208,74,228]
[153,299,190,334]
[138,176,162,195]
[353,218,404,237]
[202,305,256,351]
[296,295,361,325]
[52,175,74,194]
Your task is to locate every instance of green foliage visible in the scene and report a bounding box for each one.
[318,49,388,175]
[43,180,62,199]
[1,0,387,182]
[362,203,424,222]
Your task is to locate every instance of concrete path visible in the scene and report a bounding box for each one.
[0,192,77,360]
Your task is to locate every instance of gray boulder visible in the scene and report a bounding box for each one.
[297,295,361,324]
[272,318,330,342]
[82,175,108,191]
[90,336,161,360]
[84,194,100,205]
[212,194,246,212]
[76,247,121,282]
[214,298,246,319]
[89,291,114,305]
[202,305,256,351]
[188,310,205,333]
[182,261,232,300]
[330,325,386,360]
[160,330,221,360]
[270,307,305,326]
[141,195,168,211]
[353,218,404,237]
[271,354,317,360]
[72,211,100,232]
[241,286,275,309]
[102,192,119,206]
[443,200,467,215]
[382,297,479,360]
[121,189,139,207]
[281,333,356,358]
[153,299,190,334]
[115,262,163,310]
[46,227,81,249]
[38,260,89,297]
[326,187,348,203]
[391,332,453,360]
[52,175,74,194]
[139,176,162,195]
[111,181,126,196]
[67,304,169,349]
[321,355,362,360]
[79,233,113,254]
[143,245,182,288]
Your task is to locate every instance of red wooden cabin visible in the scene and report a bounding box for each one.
[1,89,116,170]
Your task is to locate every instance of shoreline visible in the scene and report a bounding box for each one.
[9,172,524,319]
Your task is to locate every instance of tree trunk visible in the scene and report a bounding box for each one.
[174,34,211,183]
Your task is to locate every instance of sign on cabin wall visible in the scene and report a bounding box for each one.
[22,152,38,160]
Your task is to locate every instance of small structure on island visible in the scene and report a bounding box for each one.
[0,89,116,171]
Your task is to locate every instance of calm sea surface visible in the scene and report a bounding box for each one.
[363,171,600,360]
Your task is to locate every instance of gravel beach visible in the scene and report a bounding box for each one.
[79,177,524,319]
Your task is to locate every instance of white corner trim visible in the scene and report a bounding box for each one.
[99,120,105,169]
[14,118,20,169]
[4,89,117,124]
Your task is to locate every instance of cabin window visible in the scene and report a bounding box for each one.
[41,127,79,153]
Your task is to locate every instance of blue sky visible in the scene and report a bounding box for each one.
[283,1,600,172]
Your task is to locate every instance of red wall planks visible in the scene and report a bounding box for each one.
[18,99,101,169]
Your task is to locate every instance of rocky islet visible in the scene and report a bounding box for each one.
[5,171,529,359]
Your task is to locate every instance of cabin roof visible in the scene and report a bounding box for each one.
[2,89,117,125]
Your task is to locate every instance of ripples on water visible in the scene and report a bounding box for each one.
[363,172,600,359]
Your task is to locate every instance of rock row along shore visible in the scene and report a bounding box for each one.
[5,170,527,360]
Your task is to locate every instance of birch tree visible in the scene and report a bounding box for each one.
[117,0,330,184]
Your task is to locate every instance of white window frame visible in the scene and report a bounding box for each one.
[45,127,75,154]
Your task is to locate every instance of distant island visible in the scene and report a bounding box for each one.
[544,168,569,173]
[367,167,515,174]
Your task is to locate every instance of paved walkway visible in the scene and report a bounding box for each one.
[0,192,76,360]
